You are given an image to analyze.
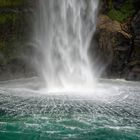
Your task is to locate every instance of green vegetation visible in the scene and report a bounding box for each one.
[0,13,21,62]
[0,0,26,66]
[107,0,135,22]
[0,39,20,65]
[0,13,18,24]
[0,0,24,7]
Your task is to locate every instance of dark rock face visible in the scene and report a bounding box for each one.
[0,0,35,81]
[96,0,140,81]
[0,58,35,81]
[113,0,125,10]
[95,15,131,79]
[133,0,140,12]
[132,11,140,49]
[126,10,140,81]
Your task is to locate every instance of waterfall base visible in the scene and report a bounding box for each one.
[0,78,140,140]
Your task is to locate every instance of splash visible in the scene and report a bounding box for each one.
[34,0,99,92]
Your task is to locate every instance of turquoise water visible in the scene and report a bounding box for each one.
[0,79,140,140]
[0,114,139,140]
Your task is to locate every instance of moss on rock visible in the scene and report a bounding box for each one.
[0,13,19,25]
[0,0,25,7]
[0,0,27,66]
[107,0,135,22]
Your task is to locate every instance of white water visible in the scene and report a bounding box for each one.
[34,0,99,92]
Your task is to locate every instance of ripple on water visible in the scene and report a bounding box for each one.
[0,79,140,139]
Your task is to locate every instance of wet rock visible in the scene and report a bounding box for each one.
[113,0,125,10]
[133,0,140,12]
[132,11,140,57]
[127,10,140,81]
[0,58,35,81]
[0,0,34,80]
[96,15,131,78]
[126,62,140,81]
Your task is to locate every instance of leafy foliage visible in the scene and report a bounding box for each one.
[107,0,135,22]
[0,14,18,24]
[0,0,24,7]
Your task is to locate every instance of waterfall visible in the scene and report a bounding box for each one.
[34,0,99,92]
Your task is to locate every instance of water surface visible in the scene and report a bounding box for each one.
[0,78,140,140]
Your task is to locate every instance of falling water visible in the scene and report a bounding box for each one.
[34,0,99,92]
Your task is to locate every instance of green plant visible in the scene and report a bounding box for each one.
[0,13,18,24]
[0,0,24,7]
[107,0,135,22]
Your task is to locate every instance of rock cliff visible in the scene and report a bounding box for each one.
[95,0,140,81]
